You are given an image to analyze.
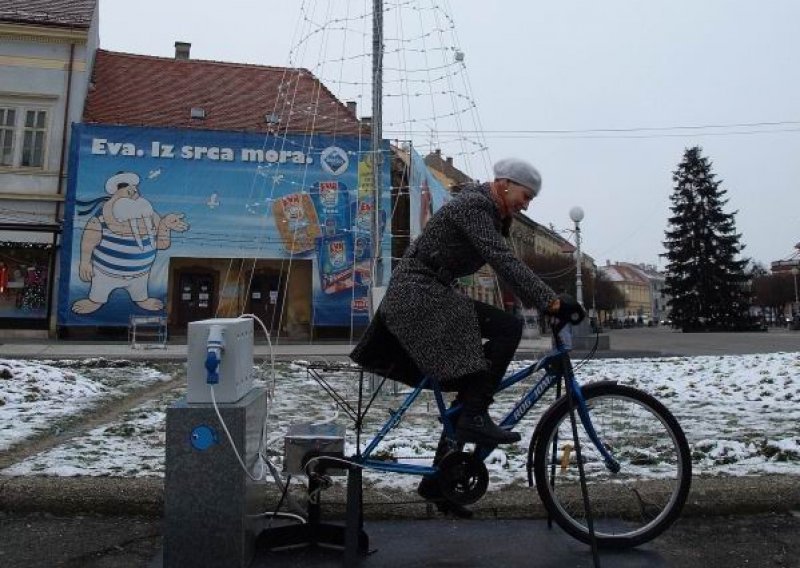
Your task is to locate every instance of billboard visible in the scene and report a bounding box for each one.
[59,124,391,327]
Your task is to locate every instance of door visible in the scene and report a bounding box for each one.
[176,271,216,329]
[248,270,284,334]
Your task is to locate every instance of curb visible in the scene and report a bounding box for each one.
[2,474,798,519]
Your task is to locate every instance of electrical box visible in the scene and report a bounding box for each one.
[187,317,255,404]
[284,422,346,476]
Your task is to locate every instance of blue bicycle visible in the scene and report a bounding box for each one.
[308,323,692,550]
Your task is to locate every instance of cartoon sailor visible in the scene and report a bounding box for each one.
[71,171,189,314]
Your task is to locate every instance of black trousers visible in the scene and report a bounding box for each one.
[457,299,524,408]
[421,300,523,483]
[429,300,523,467]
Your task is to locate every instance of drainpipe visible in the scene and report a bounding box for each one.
[48,42,75,336]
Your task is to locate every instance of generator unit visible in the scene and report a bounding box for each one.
[186,317,255,404]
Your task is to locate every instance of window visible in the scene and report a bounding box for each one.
[0,102,50,169]
[21,110,47,167]
[0,108,15,166]
[0,242,52,321]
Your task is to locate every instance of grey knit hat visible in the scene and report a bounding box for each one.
[493,158,542,196]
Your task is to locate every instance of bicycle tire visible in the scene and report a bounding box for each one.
[532,382,691,549]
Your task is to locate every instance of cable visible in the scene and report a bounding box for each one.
[239,313,276,396]
[210,385,264,482]
[248,511,307,524]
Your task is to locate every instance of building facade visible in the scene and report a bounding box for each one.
[0,0,98,334]
[59,47,389,339]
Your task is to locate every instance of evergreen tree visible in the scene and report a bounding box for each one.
[662,146,751,331]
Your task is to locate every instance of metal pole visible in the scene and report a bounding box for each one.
[565,373,601,567]
[371,0,384,295]
[575,221,583,306]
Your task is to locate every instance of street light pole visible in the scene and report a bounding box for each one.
[569,206,585,305]
[792,267,799,307]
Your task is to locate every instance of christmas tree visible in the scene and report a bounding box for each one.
[662,146,751,331]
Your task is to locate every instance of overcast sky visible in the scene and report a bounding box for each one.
[98,0,800,269]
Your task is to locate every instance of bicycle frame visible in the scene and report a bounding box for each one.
[352,324,620,476]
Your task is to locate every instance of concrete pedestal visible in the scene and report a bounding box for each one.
[572,333,610,351]
[164,388,267,568]
[572,319,611,351]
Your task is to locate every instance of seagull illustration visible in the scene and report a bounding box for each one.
[256,165,273,178]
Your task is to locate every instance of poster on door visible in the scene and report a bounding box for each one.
[58,124,391,327]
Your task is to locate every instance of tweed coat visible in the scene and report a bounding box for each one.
[350,183,556,387]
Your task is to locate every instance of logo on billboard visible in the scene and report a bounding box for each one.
[320,146,349,176]
[281,194,304,221]
[319,181,339,206]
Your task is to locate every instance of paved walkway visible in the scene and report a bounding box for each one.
[2,325,796,362]
[0,336,555,361]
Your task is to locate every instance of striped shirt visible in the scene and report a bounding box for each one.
[91,217,157,277]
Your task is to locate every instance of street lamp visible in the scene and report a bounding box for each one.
[569,206,585,306]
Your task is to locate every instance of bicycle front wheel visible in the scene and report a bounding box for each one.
[533,382,691,549]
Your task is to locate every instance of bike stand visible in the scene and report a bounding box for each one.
[255,464,369,564]
[564,374,602,568]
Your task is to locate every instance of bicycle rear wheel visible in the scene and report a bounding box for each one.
[532,382,691,549]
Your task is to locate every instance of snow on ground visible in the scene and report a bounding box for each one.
[0,358,173,453]
[1,353,798,489]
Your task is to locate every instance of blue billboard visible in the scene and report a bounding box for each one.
[59,124,391,328]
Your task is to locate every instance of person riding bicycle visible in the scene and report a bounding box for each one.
[351,157,579,515]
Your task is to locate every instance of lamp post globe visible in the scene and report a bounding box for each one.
[569,206,584,224]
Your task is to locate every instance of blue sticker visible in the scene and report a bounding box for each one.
[190,424,219,451]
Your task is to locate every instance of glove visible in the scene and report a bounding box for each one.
[547,293,586,326]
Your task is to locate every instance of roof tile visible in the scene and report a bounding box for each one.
[0,0,95,28]
[84,50,366,138]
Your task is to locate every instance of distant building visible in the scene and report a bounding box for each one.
[627,263,668,323]
[599,262,655,322]
[771,260,800,274]
[424,149,474,188]
[770,242,800,274]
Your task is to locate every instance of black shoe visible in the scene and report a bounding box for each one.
[417,477,474,519]
[455,410,521,446]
